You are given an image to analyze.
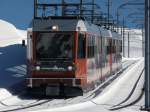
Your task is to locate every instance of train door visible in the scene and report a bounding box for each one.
[97,36,102,82]
[94,35,101,83]
[27,29,33,77]
[114,39,117,72]
[87,34,98,84]
[118,40,122,69]
[107,38,112,75]
[111,39,116,73]
[100,37,106,80]
[116,40,120,70]
[75,32,87,86]
[109,39,113,74]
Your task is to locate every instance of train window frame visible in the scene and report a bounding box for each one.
[35,31,75,61]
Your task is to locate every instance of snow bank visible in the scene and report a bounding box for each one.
[17,29,27,40]
[0,88,23,107]
[122,57,141,61]
[0,88,12,101]
[0,19,27,47]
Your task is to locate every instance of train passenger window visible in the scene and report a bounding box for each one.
[98,37,101,54]
[111,40,114,53]
[120,40,122,53]
[107,46,110,54]
[106,40,111,54]
[95,37,98,55]
[78,33,86,59]
[88,35,95,58]
[112,40,116,54]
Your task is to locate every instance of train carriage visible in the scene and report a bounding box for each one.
[26,17,122,96]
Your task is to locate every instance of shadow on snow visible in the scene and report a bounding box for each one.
[0,44,26,93]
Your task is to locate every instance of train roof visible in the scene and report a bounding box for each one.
[33,17,121,40]
[33,17,82,32]
[111,31,122,40]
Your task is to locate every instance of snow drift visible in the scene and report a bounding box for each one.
[0,19,27,47]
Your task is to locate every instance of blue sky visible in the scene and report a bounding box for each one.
[0,0,33,29]
[0,0,144,30]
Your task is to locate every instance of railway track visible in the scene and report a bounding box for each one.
[0,59,138,112]
[109,67,145,111]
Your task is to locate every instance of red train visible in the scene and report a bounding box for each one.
[26,16,122,96]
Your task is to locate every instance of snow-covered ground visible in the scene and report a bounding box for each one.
[0,20,146,112]
[0,20,26,100]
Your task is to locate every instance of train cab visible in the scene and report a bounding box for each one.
[26,17,89,96]
[26,17,122,96]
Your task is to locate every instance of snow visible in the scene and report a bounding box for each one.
[0,20,26,100]
[0,89,13,101]
[122,57,142,61]
[0,19,27,47]
[17,29,27,39]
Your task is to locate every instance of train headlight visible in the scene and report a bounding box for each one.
[36,66,40,71]
[68,66,73,71]
[52,25,59,31]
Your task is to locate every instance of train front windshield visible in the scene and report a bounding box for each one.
[36,32,74,61]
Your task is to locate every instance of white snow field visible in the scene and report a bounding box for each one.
[0,20,146,112]
[0,20,27,101]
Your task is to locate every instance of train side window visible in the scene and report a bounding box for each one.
[78,33,86,59]
[111,40,114,53]
[95,36,98,55]
[107,46,110,54]
[98,37,101,54]
[92,36,95,56]
[88,35,95,58]
[112,40,116,54]
[88,35,91,58]
[87,35,91,58]
[106,39,110,54]
[120,40,122,53]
